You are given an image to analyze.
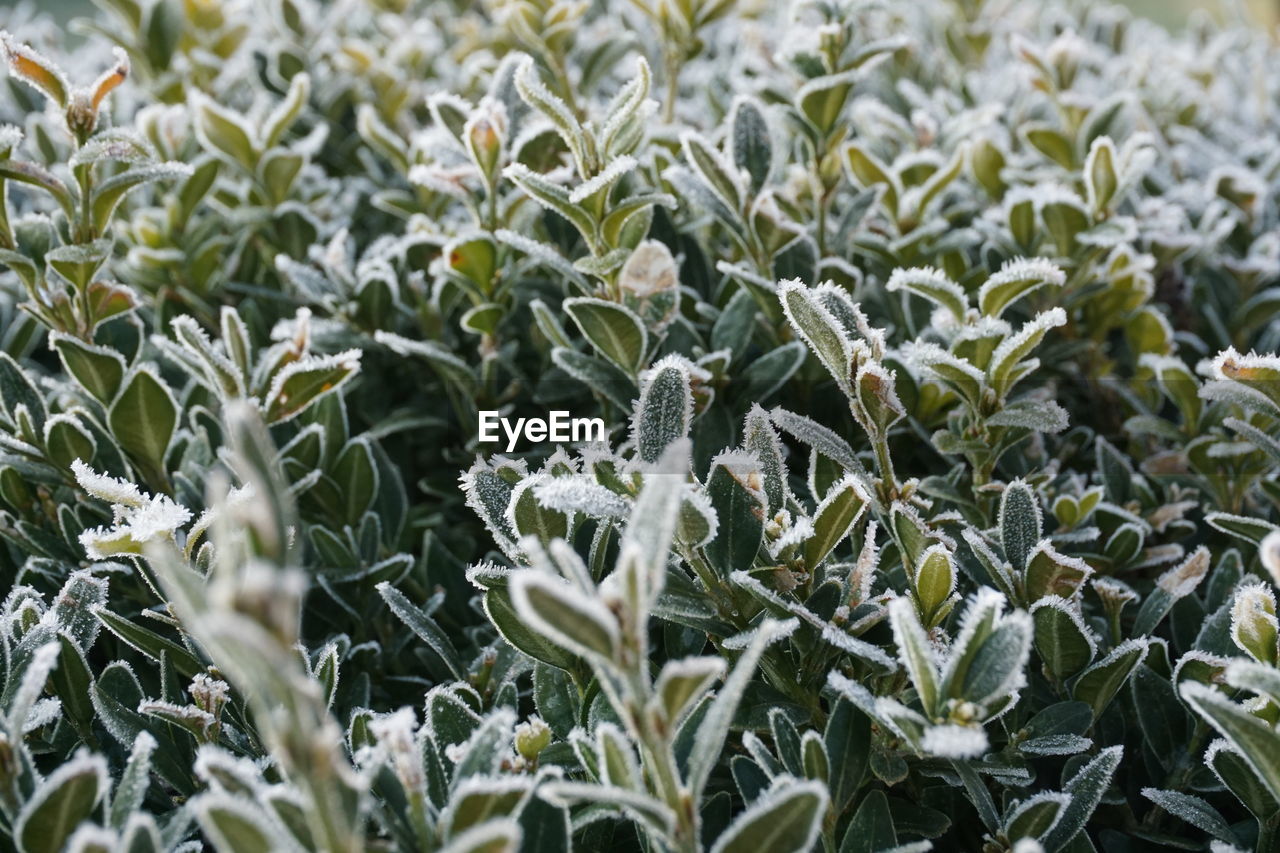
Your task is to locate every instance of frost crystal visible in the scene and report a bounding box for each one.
[767,515,814,558]
[72,459,145,508]
[568,155,637,204]
[74,462,193,559]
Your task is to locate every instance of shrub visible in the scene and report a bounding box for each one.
[1,0,1280,850]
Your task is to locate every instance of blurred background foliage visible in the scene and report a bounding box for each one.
[12,0,1280,31]
[1126,0,1278,27]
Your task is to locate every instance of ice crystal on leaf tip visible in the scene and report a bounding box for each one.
[73,460,192,559]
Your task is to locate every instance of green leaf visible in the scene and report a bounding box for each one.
[987,309,1066,398]
[439,820,523,853]
[1041,746,1123,851]
[192,93,258,168]
[108,367,177,482]
[1085,136,1118,213]
[824,696,870,813]
[913,543,956,624]
[798,71,857,137]
[1131,664,1189,772]
[539,782,673,840]
[261,71,310,149]
[171,315,242,398]
[1032,598,1096,681]
[987,399,1070,433]
[970,136,1006,197]
[514,56,589,173]
[1205,511,1278,545]
[1183,682,1280,803]
[1141,788,1236,844]
[461,302,503,336]
[1072,639,1148,719]
[193,794,279,853]
[654,656,724,727]
[1040,196,1090,256]
[44,415,96,471]
[484,587,579,672]
[999,479,1042,574]
[978,258,1065,319]
[510,572,619,663]
[50,633,96,743]
[1205,739,1280,820]
[769,708,803,776]
[913,142,966,217]
[1095,437,1133,504]
[0,160,74,218]
[90,662,193,795]
[730,97,771,195]
[550,347,635,410]
[1023,124,1075,168]
[888,597,939,716]
[621,439,691,616]
[801,731,828,784]
[378,582,463,680]
[778,280,854,392]
[687,619,795,798]
[563,297,648,374]
[844,144,899,214]
[1004,792,1069,842]
[51,333,126,402]
[265,350,361,424]
[734,342,808,406]
[885,267,967,321]
[710,780,827,853]
[804,474,869,569]
[0,351,47,434]
[92,163,192,229]
[95,607,203,678]
[509,478,568,545]
[138,700,214,740]
[111,732,156,830]
[630,358,694,465]
[1034,594,1095,681]
[712,288,757,357]
[1104,522,1144,564]
[598,56,651,159]
[681,131,743,214]
[742,406,787,514]
[839,789,897,853]
[16,754,107,853]
[959,610,1033,706]
[703,451,766,577]
[331,439,378,526]
[504,163,597,244]
[46,239,111,290]
[1025,542,1092,602]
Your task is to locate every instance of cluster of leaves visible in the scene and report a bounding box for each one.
[4,0,1280,850]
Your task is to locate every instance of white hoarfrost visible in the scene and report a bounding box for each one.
[73,460,192,559]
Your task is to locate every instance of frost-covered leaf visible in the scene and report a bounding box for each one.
[632,356,695,464]
[16,752,108,853]
[710,779,827,853]
[509,572,619,663]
